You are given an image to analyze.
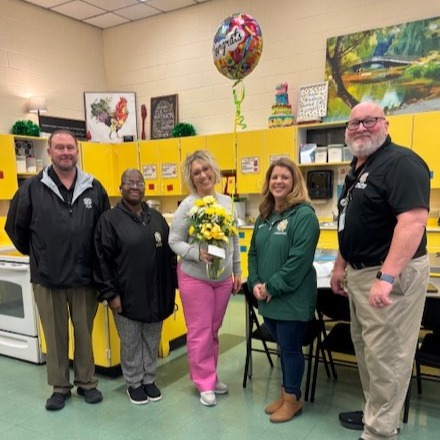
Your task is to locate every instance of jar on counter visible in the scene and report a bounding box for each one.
[26,156,36,173]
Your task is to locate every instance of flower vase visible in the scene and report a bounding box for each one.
[206,255,226,280]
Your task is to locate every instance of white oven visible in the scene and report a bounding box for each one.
[0,248,45,364]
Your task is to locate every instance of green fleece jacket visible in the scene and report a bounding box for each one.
[247,203,320,321]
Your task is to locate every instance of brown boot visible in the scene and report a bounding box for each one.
[264,386,284,415]
[269,392,303,423]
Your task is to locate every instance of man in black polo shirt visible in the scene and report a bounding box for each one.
[330,102,430,440]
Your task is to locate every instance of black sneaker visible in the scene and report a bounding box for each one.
[77,387,103,404]
[339,410,364,430]
[143,383,162,401]
[45,391,71,411]
[127,386,149,405]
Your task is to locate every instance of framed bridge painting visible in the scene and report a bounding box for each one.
[325,16,440,121]
[84,92,137,143]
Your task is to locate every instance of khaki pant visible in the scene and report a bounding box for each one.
[347,255,429,440]
[33,284,99,393]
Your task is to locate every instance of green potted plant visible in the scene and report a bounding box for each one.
[11,120,41,137]
[172,122,196,137]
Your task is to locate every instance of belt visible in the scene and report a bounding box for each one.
[349,261,383,270]
[348,249,427,271]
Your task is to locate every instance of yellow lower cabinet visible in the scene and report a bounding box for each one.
[91,304,121,368]
[427,230,440,254]
[317,229,338,250]
[239,227,253,279]
[159,290,187,357]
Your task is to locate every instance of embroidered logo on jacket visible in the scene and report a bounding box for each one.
[155,232,163,247]
[83,198,93,209]
[275,219,288,235]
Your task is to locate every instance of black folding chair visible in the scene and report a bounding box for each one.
[242,282,321,402]
[403,296,440,423]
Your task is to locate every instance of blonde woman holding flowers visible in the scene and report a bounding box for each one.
[169,150,242,407]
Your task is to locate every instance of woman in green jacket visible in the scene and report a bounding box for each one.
[247,157,320,423]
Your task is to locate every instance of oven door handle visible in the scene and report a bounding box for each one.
[0,262,29,271]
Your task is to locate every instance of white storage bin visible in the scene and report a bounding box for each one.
[315,147,327,163]
[327,144,344,163]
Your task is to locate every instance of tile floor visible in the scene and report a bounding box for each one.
[0,295,439,440]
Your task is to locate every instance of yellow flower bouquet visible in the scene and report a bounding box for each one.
[188,195,238,279]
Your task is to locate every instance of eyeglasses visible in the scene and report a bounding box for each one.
[122,180,145,189]
[191,165,211,178]
[346,117,385,131]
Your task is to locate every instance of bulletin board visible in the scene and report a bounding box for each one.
[297,82,329,123]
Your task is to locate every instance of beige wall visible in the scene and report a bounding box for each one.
[0,0,105,133]
[1,0,439,136]
[102,0,440,137]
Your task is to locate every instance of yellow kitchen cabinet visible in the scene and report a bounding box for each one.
[238,227,253,278]
[81,142,114,194]
[236,130,265,194]
[113,142,139,186]
[0,134,18,199]
[265,126,296,163]
[412,111,440,189]
[387,114,413,148]
[317,228,338,249]
[39,303,120,368]
[139,138,185,196]
[236,128,296,194]
[180,135,206,161]
[427,230,440,253]
[159,290,187,357]
[81,141,138,196]
[206,133,236,170]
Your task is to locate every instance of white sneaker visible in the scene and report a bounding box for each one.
[214,382,229,394]
[200,391,217,406]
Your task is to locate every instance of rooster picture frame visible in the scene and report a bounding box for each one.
[84,92,137,143]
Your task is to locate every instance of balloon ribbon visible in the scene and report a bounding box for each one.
[233,80,246,131]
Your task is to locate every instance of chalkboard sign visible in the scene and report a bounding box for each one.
[150,94,178,139]
[297,82,328,123]
[39,115,87,140]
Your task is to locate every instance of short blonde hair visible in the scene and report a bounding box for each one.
[181,150,221,193]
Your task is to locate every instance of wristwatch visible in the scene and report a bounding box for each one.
[376,271,395,284]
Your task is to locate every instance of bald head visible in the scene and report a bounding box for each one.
[121,168,143,185]
[349,102,386,120]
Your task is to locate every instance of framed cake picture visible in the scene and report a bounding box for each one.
[297,82,329,123]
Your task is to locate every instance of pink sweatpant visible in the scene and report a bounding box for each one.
[177,264,233,392]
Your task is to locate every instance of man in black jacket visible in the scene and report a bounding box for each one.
[94,169,177,405]
[6,129,110,411]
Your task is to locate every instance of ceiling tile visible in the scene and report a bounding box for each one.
[83,0,139,11]
[23,0,70,7]
[84,12,130,29]
[52,1,106,20]
[147,0,196,12]
[115,3,161,20]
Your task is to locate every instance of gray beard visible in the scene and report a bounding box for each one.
[346,132,387,159]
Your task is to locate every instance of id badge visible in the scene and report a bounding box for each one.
[338,209,346,232]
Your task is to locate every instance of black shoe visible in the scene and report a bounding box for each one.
[143,383,162,401]
[339,410,364,430]
[45,391,71,411]
[127,386,149,405]
[77,387,103,404]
